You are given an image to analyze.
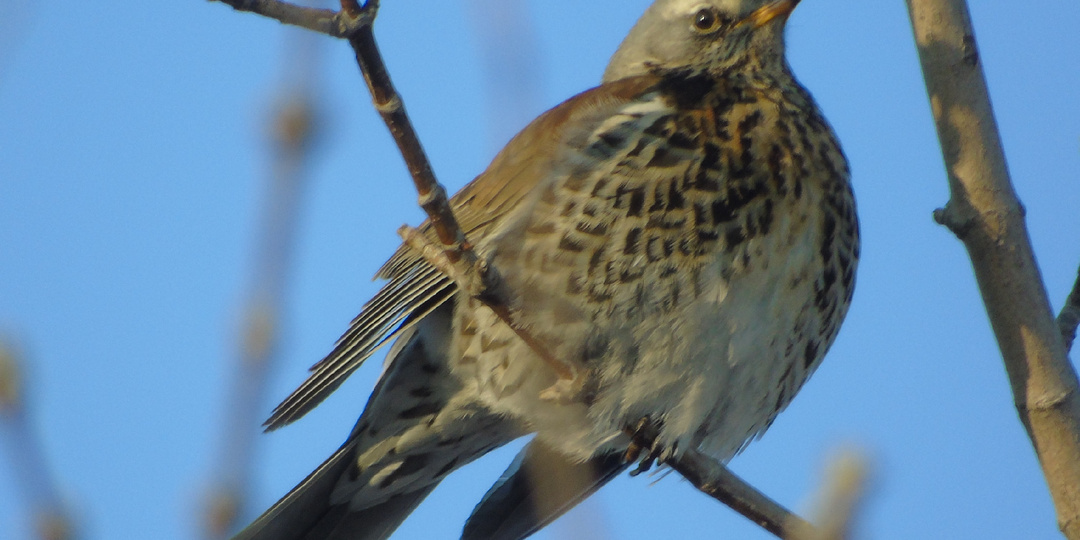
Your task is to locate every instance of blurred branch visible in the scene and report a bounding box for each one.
[790,449,870,540]
[906,0,1080,537]
[465,0,545,148]
[0,338,76,540]
[202,6,323,537]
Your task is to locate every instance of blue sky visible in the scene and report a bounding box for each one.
[1,1,1078,539]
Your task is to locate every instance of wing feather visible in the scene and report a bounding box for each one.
[265,75,663,430]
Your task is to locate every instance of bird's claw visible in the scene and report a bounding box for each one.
[623,417,672,476]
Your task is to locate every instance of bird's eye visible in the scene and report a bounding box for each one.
[693,8,721,32]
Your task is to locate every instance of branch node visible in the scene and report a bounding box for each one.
[339,0,362,18]
[932,203,973,238]
[398,225,462,283]
[397,225,583,395]
[416,183,446,208]
[1056,267,1080,353]
[335,0,377,38]
[374,94,402,114]
[1029,387,1077,414]
[960,34,979,66]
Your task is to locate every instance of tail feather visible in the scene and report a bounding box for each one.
[461,439,628,540]
[232,439,353,540]
[237,302,515,539]
[297,488,434,540]
[232,437,435,540]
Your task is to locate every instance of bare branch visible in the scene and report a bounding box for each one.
[211,0,343,36]
[1058,267,1080,353]
[340,3,466,254]
[906,1,1080,537]
[667,449,814,539]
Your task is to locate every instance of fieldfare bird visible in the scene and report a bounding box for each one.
[236,0,858,538]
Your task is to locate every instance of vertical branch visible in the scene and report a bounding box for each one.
[0,338,75,540]
[465,0,545,148]
[905,1,1080,537]
[202,7,323,537]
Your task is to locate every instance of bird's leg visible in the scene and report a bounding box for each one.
[623,417,667,476]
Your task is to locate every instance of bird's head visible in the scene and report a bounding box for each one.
[603,0,799,83]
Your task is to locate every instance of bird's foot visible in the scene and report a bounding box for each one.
[623,417,674,477]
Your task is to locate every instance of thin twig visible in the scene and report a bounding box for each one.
[1058,266,1080,353]
[668,449,813,539]
[214,0,471,259]
[212,0,342,36]
[906,1,1080,537]
[340,2,467,255]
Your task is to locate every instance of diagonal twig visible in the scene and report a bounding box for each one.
[212,0,342,36]
[668,449,815,539]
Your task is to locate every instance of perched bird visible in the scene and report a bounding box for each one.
[236,0,858,538]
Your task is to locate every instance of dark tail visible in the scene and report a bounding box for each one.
[232,439,433,540]
[462,439,628,540]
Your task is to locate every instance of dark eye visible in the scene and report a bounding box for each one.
[693,8,721,32]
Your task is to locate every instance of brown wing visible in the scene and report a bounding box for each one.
[264,75,661,430]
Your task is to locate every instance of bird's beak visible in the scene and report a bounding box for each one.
[746,0,800,28]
